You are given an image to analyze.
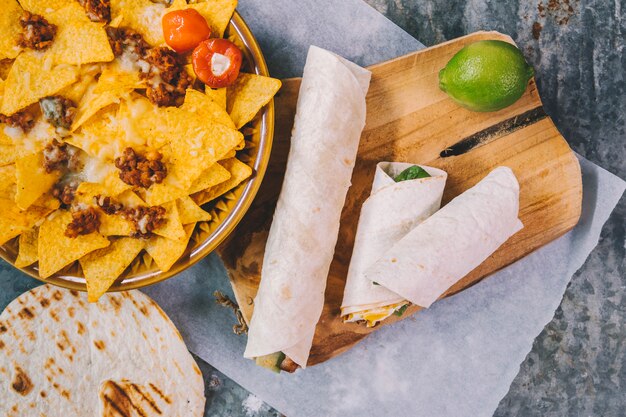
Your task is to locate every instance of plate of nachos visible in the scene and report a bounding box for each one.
[0,0,281,302]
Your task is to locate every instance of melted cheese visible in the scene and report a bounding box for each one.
[343,301,410,328]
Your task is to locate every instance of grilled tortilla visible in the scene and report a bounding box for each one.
[0,285,205,416]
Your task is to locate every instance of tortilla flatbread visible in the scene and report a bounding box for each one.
[0,285,205,416]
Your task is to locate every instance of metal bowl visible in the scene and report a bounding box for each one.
[0,11,275,292]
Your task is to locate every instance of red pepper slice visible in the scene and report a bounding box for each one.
[192,38,242,88]
[162,9,212,53]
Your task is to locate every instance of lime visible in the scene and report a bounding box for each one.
[438,40,535,112]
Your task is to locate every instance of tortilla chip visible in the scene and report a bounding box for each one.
[0,144,18,166]
[227,73,281,129]
[182,89,235,129]
[0,198,56,245]
[72,88,127,131]
[46,5,114,66]
[153,201,185,241]
[1,50,79,115]
[0,0,22,60]
[16,0,75,19]
[203,87,227,110]
[170,0,237,37]
[192,158,252,205]
[38,211,110,278]
[116,189,145,206]
[15,152,61,210]
[165,107,243,188]
[145,223,194,272]
[177,196,211,224]
[95,61,147,93]
[219,149,237,160]
[145,182,187,206]
[15,227,38,268]
[0,164,16,189]
[99,213,134,236]
[80,237,145,302]
[0,59,13,80]
[112,0,166,46]
[57,71,98,104]
[75,181,132,205]
[188,162,231,194]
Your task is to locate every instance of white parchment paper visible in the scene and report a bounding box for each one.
[143,1,626,416]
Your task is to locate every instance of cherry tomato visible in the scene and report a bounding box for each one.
[192,38,242,88]
[162,9,211,53]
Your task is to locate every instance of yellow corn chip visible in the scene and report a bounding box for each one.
[15,227,38,268]
[192,158,252,205]
[94,61,147,94]
[220,149,237,160]
[75,180,132,204]
[0,164,16,200]
[116,189,145,206]
[145,223,194,272]
[153,201,185,241]
[0,0,22,60]
[57,72,98,104]
[227,73,281,129]
[72,89,127,131]
[99,213,134,236]
[1,51,79,115]
[17,0,76,19]
[112,0,166,46]
[0,164,16,189]
[109,14,124,28]
[177,196,211,224]
[165,107,243,189]
[15,152,61,210]
[203,87,227,110]
[170,0,237,37]
[0,198,56,245]
[48,15,114,65]
[38,211,110,279]
[0,130,12,146]
[0,60,13,80]
[145,182,187,206]
[81,237,145,302]
[182,89,236,129]
[188,162,231,194]
[0,144,17,166]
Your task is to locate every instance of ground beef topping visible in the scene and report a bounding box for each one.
[105,26,149,58]
[78,0,111,23]
[141,47,192,107]
[114,147,167,188]
[94,195,124,215]
[43,140,69,173]
[18,12,57,50]
[65,206,100,238]
[122,206,166,238]
[39,96,77,130]
[52,182,78,208]
[0,110,35,132]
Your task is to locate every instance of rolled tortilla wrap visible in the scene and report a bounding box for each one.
[341,162,448,326]
[244,46,371,368]
[365,166,524,308]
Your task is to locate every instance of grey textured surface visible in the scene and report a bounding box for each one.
[362,0,625,415]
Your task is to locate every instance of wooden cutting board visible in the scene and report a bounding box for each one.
[217,31,582,366]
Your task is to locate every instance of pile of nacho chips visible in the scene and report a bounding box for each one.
[0,0,281,301]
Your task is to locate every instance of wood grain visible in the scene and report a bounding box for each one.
[217,31,582,366]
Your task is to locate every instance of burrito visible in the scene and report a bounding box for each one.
[341,162,448,327]
[365,166,524,308]
[244,46,372,369]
